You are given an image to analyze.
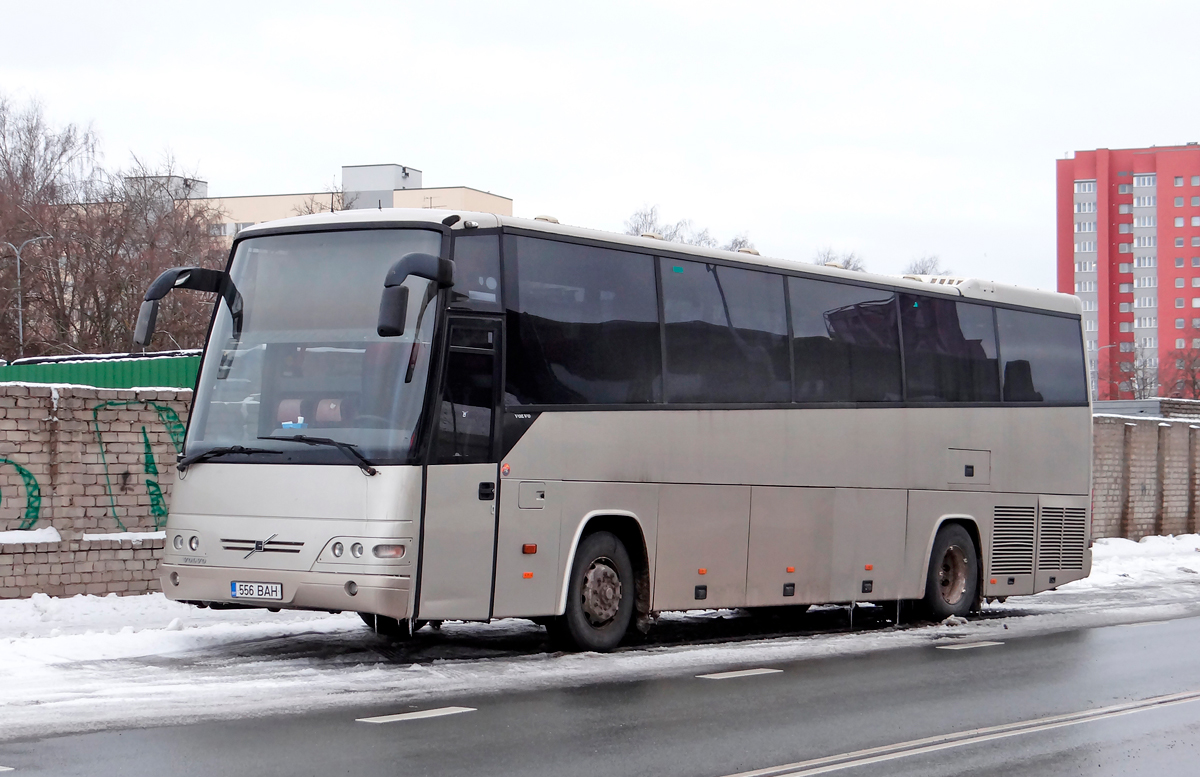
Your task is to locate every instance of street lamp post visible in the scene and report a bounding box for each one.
[1,236,49,359]
[1093,342,1123,400]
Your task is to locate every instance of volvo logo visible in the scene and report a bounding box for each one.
[244,533,277,559]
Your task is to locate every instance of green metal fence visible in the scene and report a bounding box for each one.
[0,353,200,389]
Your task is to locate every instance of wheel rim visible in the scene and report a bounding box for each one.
[581,557,622,627]
[937,544,969,607]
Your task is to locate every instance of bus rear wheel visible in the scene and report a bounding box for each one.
[550,531,635,652]
[921,524,979,621]
[359,612,412,640]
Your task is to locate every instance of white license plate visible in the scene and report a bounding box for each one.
[231,581,282,600]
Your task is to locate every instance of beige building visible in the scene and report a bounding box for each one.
[181,163,513,237]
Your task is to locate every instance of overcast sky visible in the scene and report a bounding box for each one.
[3,2,1199,289]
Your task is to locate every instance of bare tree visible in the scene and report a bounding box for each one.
[903,255,952,276]
[0,95,226,359]
[624,205,754,252]
[292,178,357,216]
[1164,347,1200,399]
[1099,347,1160,399]
[812,247,866,272]
[0,95,100,207]
[723,233,754,252]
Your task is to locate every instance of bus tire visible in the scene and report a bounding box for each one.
[551,531,635,652]
[359,612,411,640]
[921,523,978,621]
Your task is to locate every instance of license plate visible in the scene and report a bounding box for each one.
[231,581,282,600]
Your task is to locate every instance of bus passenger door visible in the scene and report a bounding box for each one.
[418,318,502,621]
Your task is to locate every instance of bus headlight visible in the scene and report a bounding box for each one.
[372,544,406,559]
[351,543,364,558]
[332,542,344,558]
[188,536,200,551]
[173,535,184,550]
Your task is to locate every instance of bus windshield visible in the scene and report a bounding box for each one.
[186,228,443,466]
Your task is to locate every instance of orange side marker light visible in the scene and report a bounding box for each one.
[523,572,534,579]
[786,566,795,574]
[864,564,873,571]
[990,578,997,585]
[698,568,707,575]
[522,544,538,554]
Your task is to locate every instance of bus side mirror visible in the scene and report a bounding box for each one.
[133,299,160,348]
[376,285,410,338]
[383,253,455,289]
[376,253,454,338]
[133,266,239,348]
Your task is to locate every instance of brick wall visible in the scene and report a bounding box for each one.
[1091,417,1127,539]
[1091,414,1200,540]
[0,384,188,598]
[0,537,165,598]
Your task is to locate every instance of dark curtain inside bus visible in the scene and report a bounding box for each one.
[503,236,662,405]
[788,277,903,402]
[900,295,1001,402]
[660,259,790,404]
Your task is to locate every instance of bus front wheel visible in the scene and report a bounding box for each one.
[921,524,979,621]
[550,531,635,652]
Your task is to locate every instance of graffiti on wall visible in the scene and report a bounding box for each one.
[0,457,41,530]
[91,400,185,531]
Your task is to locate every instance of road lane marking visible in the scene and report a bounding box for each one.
[356,706,475,724]
[935,640,1004,650]
[0,766,12,772]
[698,668,784,680]
[720,688,1200,777]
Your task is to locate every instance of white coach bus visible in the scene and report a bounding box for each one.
[136,209,1092,651]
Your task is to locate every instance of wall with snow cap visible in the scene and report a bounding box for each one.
[1091,414,1200,541]
[0,383,188,598]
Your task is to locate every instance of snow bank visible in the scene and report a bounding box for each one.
[0,526,61,545]
[76,531,166,542]
[1,533,1199,742]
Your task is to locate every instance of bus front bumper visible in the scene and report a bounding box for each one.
[159,563,412,621]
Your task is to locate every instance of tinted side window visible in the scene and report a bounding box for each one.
[504,236,661,405]
[996,309,1088,403]
[900,296,1000,402]
[449,235,502,311]
[789,277,902,402]
[660,258,790,403]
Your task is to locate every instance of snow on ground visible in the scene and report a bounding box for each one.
[2,535,1200,742]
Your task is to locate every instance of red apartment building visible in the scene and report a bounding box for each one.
[1057,144,1200,399]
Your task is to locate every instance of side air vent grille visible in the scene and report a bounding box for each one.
[990,505,1036,575]
[1038,507,1087,571]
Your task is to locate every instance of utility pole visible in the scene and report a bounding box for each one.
[1,235,49,359]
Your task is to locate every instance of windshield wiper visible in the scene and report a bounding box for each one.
[258,435,379,476]
[177,446,280,471]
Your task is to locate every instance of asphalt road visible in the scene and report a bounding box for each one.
[5,614,1200,776]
